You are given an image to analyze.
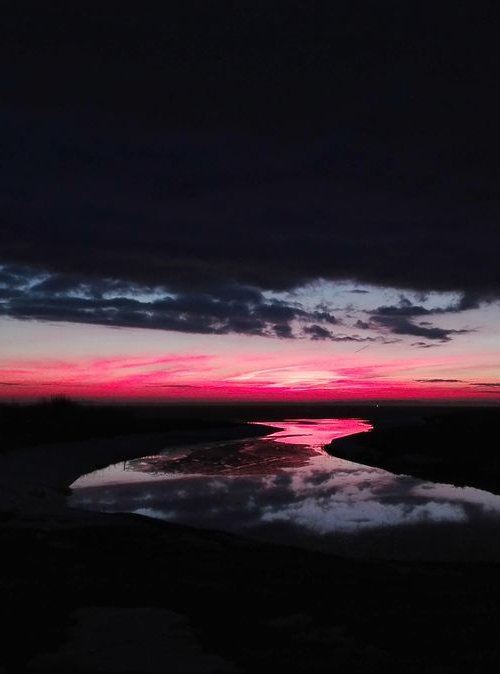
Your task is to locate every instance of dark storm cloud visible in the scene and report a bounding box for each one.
[302,325,334,341]
[2,113,500,299]
[0,266,342,339]
[370,315,471,342]
[370,302,431,318]
[0,265,34,288]
[273,323,294,339]
[370,293,484,319]
[0,270,21,286]
[301,324,396,344]
[2,263,411,342]
[366,295,479,342]
[1,4,500,336]
[31,276,97,295]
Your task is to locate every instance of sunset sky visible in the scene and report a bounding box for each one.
[1,5,499,403]
[1,276,499,402]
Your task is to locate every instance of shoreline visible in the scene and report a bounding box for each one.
[326,416,500,496]
[0,422,278,526]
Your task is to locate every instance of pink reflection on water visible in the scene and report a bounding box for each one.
[257,418,372,450]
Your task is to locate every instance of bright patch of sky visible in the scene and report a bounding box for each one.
[265,280,464,315]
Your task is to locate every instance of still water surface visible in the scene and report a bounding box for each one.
[70,419,500,561]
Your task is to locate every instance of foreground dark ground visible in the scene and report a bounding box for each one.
[1,400,500,673]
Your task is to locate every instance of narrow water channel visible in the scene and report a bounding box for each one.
[70,419,500,561]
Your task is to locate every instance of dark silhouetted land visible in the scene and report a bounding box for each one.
[328,405,500,495]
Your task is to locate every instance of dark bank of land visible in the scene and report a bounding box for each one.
[0,397,280,453]
[327,405,500,495]
[2,400,500,673]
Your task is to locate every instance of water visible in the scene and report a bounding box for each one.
[70,418,500,561]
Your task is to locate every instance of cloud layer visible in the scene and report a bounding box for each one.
[0,263,483,346]
[1,264,388,341]
[1,112,500,305]
[1,5,499,340]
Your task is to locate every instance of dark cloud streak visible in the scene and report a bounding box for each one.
[0,266,346,340]
[369,315,471,342]
[470,382,500,388]
[367,296,479,341]
[415,379,464,383]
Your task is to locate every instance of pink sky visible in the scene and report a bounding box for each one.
[1,339,499,402]
[1,282,499,404]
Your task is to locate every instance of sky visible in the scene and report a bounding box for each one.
[1,3,499,403]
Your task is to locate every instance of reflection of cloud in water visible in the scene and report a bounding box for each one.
[70,418,500,561]
[260,497,467,533]
[303,471,332,486]
[208,479,230,494]
[133,507,178,520]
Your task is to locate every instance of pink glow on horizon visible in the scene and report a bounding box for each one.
[0,350,499,402]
